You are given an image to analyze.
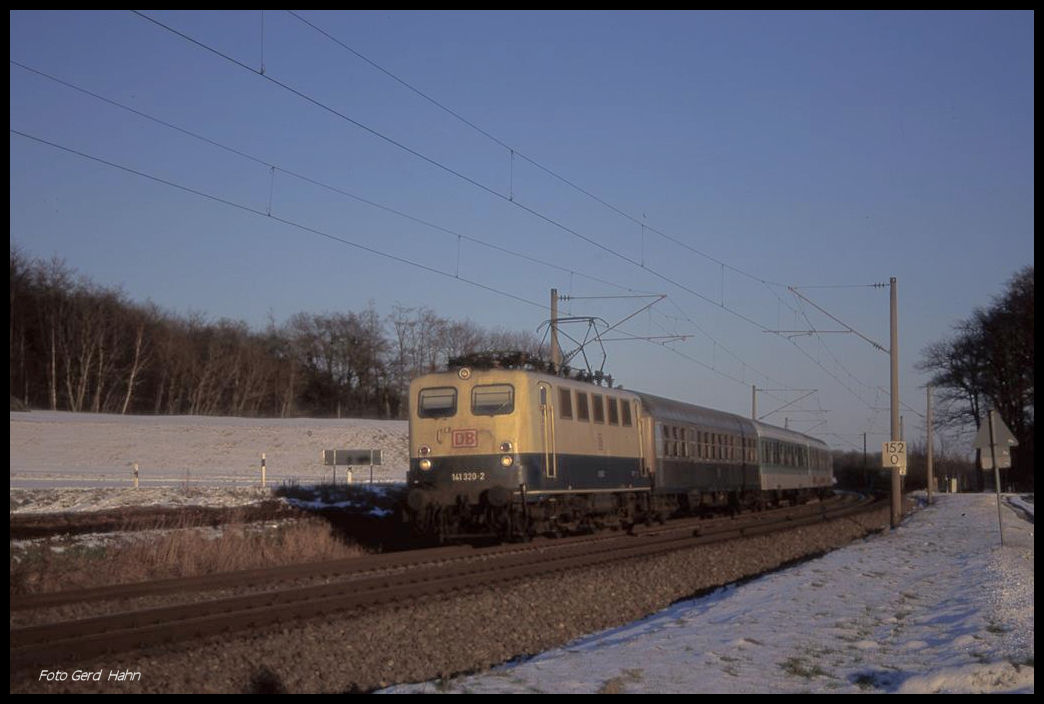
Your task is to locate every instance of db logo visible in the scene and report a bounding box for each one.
[452,429,478,448]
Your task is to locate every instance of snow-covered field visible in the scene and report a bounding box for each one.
[9,412,1035,693]
[10,411,409,513]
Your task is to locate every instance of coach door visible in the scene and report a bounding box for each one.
[537,382,557,478]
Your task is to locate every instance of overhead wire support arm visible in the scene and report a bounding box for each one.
[786,286,889,353]
[763,329,852,339]
[757,389,819,422]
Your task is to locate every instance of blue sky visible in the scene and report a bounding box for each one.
[9,11,1034,451]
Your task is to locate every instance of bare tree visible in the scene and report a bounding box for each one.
[918,266,1034,490]
[120,307,152,414]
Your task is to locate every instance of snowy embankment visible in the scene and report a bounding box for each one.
[385,492,1034,694]
[10,411,408,513]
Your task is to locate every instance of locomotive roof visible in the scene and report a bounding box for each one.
[420,364,633,395]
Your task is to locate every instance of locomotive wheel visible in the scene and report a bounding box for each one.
[489,505,512,542]
[433,506,450,545]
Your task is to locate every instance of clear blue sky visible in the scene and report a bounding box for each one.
[10,11,1034,452]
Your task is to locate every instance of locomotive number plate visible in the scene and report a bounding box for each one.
[451,472,486,482]
[452,429,479,448]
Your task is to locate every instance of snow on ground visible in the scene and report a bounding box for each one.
[383,493,1034,694]
[9,412,1034,693]
[10,411,408,512]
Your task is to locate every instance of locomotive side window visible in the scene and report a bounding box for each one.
[418,387,457,418]
[576,392,590,422]
[592,394,605,423]
[472,384,514,416]
[558,387,573,419]
[607,397,619,425]
[621,401,633,427]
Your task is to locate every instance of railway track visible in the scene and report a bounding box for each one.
[11,493,879,675]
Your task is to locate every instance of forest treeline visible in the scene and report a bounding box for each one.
[10,247,540,419]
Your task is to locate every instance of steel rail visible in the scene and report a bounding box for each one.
[11,495,879,672]
[12,495,850,612]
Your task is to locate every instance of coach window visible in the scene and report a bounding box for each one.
[607,397,619,425]
[418,387,457,418]
[576,392,590,422]
[558,387,573,420]
[472,384,514,416]
[592,394,605,423]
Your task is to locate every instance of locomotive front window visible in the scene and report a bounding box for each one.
[472,384,514,416]
[418,387,457,418]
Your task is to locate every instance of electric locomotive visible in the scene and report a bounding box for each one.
[404,354,832,540]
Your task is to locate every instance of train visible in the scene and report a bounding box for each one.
[404,353,833,541]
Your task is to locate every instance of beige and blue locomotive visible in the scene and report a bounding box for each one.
[405,360,833,540]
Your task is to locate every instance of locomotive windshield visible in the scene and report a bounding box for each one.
[417,387,457,418]
[471,384,514,416]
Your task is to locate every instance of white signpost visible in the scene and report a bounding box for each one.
[973,409,1019,546]
[881,440,907,476]
[323,449,383,484]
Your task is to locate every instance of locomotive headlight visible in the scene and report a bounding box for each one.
[419,445,431,456]
[500,455,514,468]
[419,458,432,471]
[499,441,513,453]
